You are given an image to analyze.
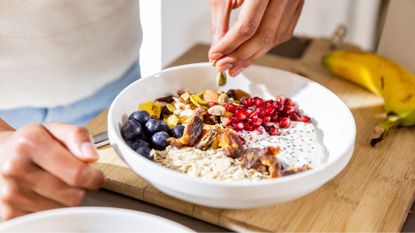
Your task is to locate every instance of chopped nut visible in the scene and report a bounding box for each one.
[207,105,226,116]
[203,90,219,103]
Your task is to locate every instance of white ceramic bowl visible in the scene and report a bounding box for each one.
[0,207,193,232]
[108,63,356,209]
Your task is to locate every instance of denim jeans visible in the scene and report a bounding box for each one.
[0,62,140,129]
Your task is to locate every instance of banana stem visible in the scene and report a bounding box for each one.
[370,115,402,147]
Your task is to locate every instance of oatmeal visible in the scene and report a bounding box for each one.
[153,147,267,181]
[121,88,325,181]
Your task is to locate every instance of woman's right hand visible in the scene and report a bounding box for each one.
[0,123,105,219]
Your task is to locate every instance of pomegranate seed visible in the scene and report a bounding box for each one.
[276,103,284,112]
[251,115,263,126]
[232,121,245,131]
[289,113,301,121]
[279,117,291,128]
[276,96,285,105]
[244,121,254,131]
[253,97,265,107]
[224,104,237,113]
[254,106,266,117]
[284,98,296,107]
[248,110,258,118]
[267,126,280,136]
[262,115,271,123]
[266,106,276,115]
[235,109,247,120]
[265,100,275,107]
[283,106,296,115]
[300,115,311,123]
[231,116,239,122]
[254,127,264,134]
[238,136,246,144]
[241,97,253,107]
[246,109,253,115]
[271,112,279,121]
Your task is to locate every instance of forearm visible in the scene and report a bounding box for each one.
[0,118,15,132]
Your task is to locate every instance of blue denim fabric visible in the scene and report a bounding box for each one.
[0,62,140,129]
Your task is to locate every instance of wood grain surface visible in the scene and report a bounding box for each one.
[86,40,415,232]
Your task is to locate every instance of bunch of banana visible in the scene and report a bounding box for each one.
[323,50,415,146]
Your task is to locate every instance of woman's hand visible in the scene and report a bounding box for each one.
[0,123,105,219]
[209,0,304,76]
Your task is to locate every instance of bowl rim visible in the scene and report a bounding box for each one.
[108,62,356,187]
[0,207,194,232]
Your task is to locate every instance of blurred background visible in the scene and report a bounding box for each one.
[139,0,390,77]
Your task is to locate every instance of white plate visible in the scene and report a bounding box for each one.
[0,207,194,232]
[108,63,356,208]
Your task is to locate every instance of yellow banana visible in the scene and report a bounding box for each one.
[323,50,415,146]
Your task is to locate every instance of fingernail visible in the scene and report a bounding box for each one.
[80,142,99,161]
[210,52,223,61]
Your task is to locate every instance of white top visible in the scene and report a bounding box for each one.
[0,0,142,109]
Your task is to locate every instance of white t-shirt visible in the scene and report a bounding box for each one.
[0,0,142,109]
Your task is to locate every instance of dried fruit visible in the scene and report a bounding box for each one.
[281,165,311,176]
[138,101,162,119]
[226,89,250,101]
[196,127,219,151]
[241,146,281,178]
[219,128,245,158]
[179,115,204,147]
[156,95,174,103]
[190,95,208,107]
[166,115,179,128]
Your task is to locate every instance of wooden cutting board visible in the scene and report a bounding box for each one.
[86,40,415,232]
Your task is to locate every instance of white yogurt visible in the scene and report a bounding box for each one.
[238,122,327,168]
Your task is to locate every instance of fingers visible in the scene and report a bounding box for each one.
[215,0,286,71]
[0,204,29,220]
[44,123,98,163]
[229,45,271,76]
[210,0,233,51]
[209,0,269,63]
[16,164,86,207]
[275,0,304,44]
[14,125,105,190]
[0,178,64,213]
[215,0,304,74]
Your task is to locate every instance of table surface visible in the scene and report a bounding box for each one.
[82,42,415,232]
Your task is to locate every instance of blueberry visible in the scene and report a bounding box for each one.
[135,145,152,160]
[151,131,169,150]
[145,119,160,135]
[139,131,151,142]
[159,121,170,133]
[121,120,142,140]
[171,124,184,138]
[129,110,150,124]
[131,139,150,150]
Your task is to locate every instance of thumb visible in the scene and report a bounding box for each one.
[44,123,99,163]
